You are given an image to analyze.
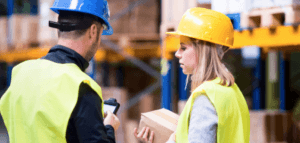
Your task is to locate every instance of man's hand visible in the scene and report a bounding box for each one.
[104,110,120,131]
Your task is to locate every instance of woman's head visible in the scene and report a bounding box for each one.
[175,35,234,91]
[168,8,235,90]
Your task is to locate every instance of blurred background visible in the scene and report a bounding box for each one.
[1,0,300,142]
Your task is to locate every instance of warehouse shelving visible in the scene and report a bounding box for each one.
[0,44,160,63]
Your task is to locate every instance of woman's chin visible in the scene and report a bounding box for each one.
[182,70,192,75]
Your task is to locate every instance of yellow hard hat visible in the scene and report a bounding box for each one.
[166,8,234,48]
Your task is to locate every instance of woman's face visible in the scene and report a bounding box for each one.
[175,36,197,74]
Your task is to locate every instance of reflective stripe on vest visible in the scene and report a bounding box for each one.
[176,77,250,143]
[0,59,104,143]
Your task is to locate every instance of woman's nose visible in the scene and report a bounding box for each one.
[175,50,181,58]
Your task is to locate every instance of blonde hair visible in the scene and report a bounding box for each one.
[188,38,235,91]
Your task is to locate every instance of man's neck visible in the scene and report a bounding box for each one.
[57,39,88,60]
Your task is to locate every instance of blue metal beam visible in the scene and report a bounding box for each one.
[30,0,38,15]
[7,64,13,87]
[279,51,285,111]
[6,0,14,87]
[252,50,262,110]
[7,0,13,16]
[178,66,187,100]
[162,60,172,110]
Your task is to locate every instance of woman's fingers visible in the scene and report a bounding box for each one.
[149,131,154,143]
[143,127,150,141]
[137,127,146,138]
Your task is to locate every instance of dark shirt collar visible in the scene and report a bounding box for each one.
[42,45,89,71]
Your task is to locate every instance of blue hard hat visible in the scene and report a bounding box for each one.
[50,0,113,35]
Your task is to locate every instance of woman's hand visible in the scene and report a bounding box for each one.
[133,127,154,143]
[168,132,176,142]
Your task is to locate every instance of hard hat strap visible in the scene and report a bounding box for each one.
[49,21,92,32]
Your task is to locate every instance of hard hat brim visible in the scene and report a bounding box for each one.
[166,31,233,48]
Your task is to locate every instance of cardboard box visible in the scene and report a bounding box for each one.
[138,108,179,143]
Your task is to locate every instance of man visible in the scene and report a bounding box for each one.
[0,0,120,142]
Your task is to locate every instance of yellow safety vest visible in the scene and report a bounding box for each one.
[176,77,250,143]
[0,59,104,143]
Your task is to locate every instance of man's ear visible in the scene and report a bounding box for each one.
[89,24,98,42]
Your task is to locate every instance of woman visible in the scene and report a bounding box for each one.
[134,7,250,143]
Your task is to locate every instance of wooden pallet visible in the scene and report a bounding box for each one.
[241,5,300,29]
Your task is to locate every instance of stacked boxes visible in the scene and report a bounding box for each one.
[129,0,159,34]
[38,0,58,47]
[0,17,7,52]
[7,15,39,50]
[108,0,159,35]
[160,0,198,37]
[108,0,130,34]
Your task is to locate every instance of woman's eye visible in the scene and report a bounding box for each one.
[181,47,186,51]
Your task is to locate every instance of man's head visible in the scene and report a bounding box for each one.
[49,0,113,61]
[55,11,104,61]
